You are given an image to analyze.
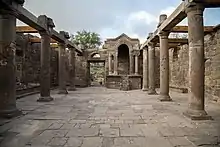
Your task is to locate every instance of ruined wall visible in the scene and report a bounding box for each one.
[169,29,220,101]
[15,34,58,88]
[75,53,89,87]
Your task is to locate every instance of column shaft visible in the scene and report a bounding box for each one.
[159,32,172,101]
[135,55,139,75]
[58,43,68,94]
[37,32,53,102]
[69,48,76,91]
[142,48,148,91]
[114,53,118,75]
[184,3,211,120]
[0,12,21,118]
[129,55,134,74]
[109,54,113,75]
[148,44,157,95]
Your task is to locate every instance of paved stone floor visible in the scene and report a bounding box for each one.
[0,87,220,147]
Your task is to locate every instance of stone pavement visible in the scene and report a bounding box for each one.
[0,87,220,147]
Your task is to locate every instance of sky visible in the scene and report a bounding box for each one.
[17,0,220,43]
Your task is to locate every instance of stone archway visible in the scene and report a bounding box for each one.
[90,52,101,59]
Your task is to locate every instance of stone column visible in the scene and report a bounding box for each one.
[68,48,76,91]
[129,55,134,74]
[114,52,118,75]
[0,10,22,118]
[159,31,172,101]
[142,47,148,91]
[135,54,139,75]
[148,43,157,95]
[183,2,211,120]
[108,54,113,75]
[37,16,55,102]
[58,41,68,94]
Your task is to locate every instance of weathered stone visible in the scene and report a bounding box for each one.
[159,31,172,101]
[0,10,22,118]
[58,42,68,94]
[142,47,148,91]
[36,15,55,102]
[68,48,76,91]
[148,43,157,95]
[183,3,211,120]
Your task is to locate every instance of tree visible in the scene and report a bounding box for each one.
[71,30,102,50]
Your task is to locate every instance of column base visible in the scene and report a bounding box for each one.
[68,87,76,91]
[148,89,157,95]
[0,108,22,119]
[37,96,54,102]
[183,109,212,120]
[58,89,68,94]
[159,95,172,102]
[142,88,148,91]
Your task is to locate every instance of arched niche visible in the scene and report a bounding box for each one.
[118,44,129,75]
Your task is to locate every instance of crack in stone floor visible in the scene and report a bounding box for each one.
[0,87,220,147]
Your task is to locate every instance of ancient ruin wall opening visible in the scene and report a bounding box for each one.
[118,44,129,75]
[89,61,105,87]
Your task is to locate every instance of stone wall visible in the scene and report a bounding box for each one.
[15,34,59,88]
[75,53,89,87]
[169,29,220,101]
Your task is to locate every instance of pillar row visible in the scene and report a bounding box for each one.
[159,31,172,102]
[183,2,211,120]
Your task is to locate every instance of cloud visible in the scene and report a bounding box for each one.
[127,11,158,26]
[160,7,175,16]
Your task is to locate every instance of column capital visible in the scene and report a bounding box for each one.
[14,0,25,5]
[69,47,75,51]
[37,15,55,36]
[158,14,167,28]
[143,46,148,51]
[133,50,140,56]
[184,1,204,14]
[159,31,170,38]
[60,31,70,39]
[148,42,156,49]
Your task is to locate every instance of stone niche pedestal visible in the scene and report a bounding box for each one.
[106,75,142,90]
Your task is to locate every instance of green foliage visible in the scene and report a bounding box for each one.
[71,30,102,50]
[90,63,105,82]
